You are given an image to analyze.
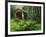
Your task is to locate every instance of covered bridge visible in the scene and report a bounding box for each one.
[15,8,28,19]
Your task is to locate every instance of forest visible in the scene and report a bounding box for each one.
[10,5,41,32]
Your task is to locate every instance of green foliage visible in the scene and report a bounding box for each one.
[10,5,41,32]
[10,5,16,18]
[23,6,41,21]
[10,19,41,32]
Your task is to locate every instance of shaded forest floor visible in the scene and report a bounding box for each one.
[10,19,41,32]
